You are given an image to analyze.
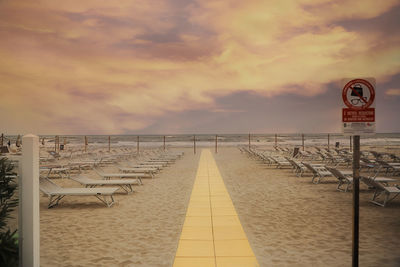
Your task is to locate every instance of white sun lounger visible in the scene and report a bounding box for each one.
[71,175,140,194]
[302,162,333,184]
[325,166,354,192]
[361,176,400,207]
[118,166,157,177]
[39,177,117,208]
[94,168,152,184]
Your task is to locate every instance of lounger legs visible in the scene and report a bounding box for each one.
[95,194,115,207]
[370,190,400,207]
[48,194,115,208]
[48,195,65,208]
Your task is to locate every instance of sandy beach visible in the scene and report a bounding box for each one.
[39,148,198,266]
[5,145,400,266]
[215,147,400,267]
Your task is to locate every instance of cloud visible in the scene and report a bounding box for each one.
[385,89,400,96]
[0,0,399,134]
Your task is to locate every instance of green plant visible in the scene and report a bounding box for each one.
[0,158,18,267]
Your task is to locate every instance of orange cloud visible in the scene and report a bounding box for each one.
[385,88,400,96]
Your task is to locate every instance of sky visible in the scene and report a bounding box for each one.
[0,0,399,135]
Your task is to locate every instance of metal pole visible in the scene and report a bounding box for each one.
[1,133,3,147]
[275,134,277,147]
[352,135,360,267]
[216,134,218,153]
[193,135,196,154]
[248,133,251,150]
[137,136,139,154]
[163,136,166,151]
[108,136,111,152]
[328,134,330,151]
[302,134,305,151]
[20,134,40,267]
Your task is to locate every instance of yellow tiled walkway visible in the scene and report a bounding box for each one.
[173,149,259,267]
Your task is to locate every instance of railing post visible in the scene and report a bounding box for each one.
[84,136,87,152]
[275,134,277,147]
[248,133,251,150]
[215,135,218,153]
[350,136,352,152]
[163,136,166,151]
[20,134,40,267]
[328,134,330,150]
[302,133,305,151]
[108,136,111,152]
[137,136,139,154]
[194,135,196,154]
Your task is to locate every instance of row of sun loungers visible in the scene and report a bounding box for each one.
[39,150,184,208]
[241,146,400,207]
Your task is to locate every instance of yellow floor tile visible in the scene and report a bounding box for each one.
[183,216,212,227]
[186,207,211,216]
[187,202,210,209]
[211,201,234,209]
[190,196,210,202]
[175,240,215,257]
[180,226,213,240]
[210,196,232,202]
[213,226,247,240]
[173,257,216,267]
[214,240,255,257]
[212,216,242,227]
[216,257,259,267]
[212,206,237,216]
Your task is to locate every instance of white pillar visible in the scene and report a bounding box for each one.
[20,134,40,267]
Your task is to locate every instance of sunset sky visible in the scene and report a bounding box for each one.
[1,0,399,134]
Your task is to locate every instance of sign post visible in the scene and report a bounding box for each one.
[341,78,375,267]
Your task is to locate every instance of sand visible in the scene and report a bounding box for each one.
[39,148,198,266]
[214,147,400,267]
[5,145,400,266]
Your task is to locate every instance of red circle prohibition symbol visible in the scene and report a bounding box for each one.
[342,79,375,109]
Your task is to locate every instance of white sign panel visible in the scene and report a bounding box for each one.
[341,78,376,135]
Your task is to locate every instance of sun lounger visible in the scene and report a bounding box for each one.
[285,157,307,177]
[71,175,140,194]
[133,162,165,169]
[375,159,400,175]
[302,162,333,184]
[94,168,152,184]
[325,166,354,192]
[39,177,118,208]
[40,165,70,178]
[118,166,157,177]
[360,176,400,207]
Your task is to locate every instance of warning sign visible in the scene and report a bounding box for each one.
[341,78,376,135]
